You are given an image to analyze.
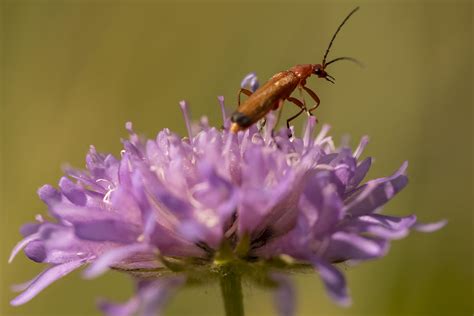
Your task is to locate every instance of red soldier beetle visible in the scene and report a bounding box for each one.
[230,6,362,134]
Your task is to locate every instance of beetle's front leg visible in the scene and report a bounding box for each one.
[302,86,321,114]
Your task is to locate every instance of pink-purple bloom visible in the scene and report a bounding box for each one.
[10,95,445,316]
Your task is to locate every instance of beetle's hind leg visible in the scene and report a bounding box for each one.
[286,97,306,137]
[237,88,253,107]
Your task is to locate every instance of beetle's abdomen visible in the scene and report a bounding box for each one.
[232,71,299,131]
[230,111,252,128]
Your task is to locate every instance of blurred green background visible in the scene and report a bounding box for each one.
[1,1,472,315]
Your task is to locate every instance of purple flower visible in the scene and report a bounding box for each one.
[10,98,445,316]
[241,72,259,92]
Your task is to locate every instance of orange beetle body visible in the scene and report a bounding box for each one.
[230,7,361,133]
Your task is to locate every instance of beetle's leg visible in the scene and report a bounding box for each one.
[286,109,305,138]
[302,86,321,114]
[297,86,308,113]
[287,97,305,112]
[272,98,285,131]
[238,88,252,107]
[286,97,306,136]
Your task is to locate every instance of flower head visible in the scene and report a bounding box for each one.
[10,95,445,315]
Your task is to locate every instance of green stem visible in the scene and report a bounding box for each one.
[219,264,244,316]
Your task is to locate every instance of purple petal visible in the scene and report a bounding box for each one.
[9,233,40,263]
[110,185,143,223]
[271,274,295,316]
[49,203,143,244]
[314,124,331,145]
[65,167,107,194]
[179,100,193,140]
[19,222,41,237]
[74,219,142,243]
[344,162,408,216]
[324,232,388,262]
[329,149,357,187]
[342,214,417,239]
[240,72,259,92]
[311,257,351,306]
[139,278,185,316]
[37,185,62,207]
[343,223,409,240]
[353,135,369,159]
[363,214,417,230]
[413,219,447,232]
[239,171,300,238]
[84,243,153,279]
[98,297,139,316]
[24,241,46,262]
[263,112,277,141]
[118,154,133,188]
[303,116,317,148]
[317,153,339,165]
[314,185,344,237]
[59,177,87,206]
[11,278,38,293]
[136,167,193,217]
[194,161,238,219]
[99,277,185,316]
[23,224,98,264]
[112,255,162,271]
[10,259,86,306]
[347,157,372,189]
[237,144,312,237]
[50,204,139,227]
[217,96,229,128]
[145,139,163,167]
[149,222,205,257]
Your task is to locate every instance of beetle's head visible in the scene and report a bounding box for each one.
[313,64,334,84]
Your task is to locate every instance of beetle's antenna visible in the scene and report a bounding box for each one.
[325,56,364,68]
[322,7,360,67]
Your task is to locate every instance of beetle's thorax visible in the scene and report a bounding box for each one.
[289,64,314,81]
